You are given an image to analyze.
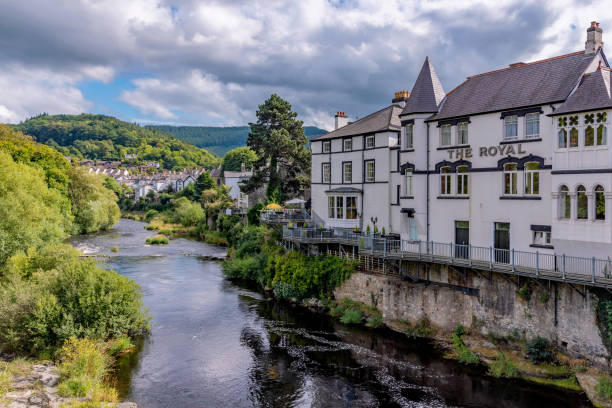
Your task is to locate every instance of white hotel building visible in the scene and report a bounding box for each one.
[310,22,612,260]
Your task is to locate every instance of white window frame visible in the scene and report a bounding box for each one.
[440,167,452,196]
[504,115,518,140]
[503,163,518,196]
[404,171,413,196]
[440,125,451,147]
[365,160,375,182]
[365,135,375,149]
[525,113,540,139]
[597,124,607,146]
[457,122,468,145]
[404,124,413,149]
[322,163,331,183]
[346,196,358,220]
[336,195,344,219]
[328,196,335,219]
[456,166,469,196]
[343,162,352,183]
[532,231,551,246]
[559,185,570,219]
[524,162,540,196]
[343,138,352,151]
[323,141,331,153]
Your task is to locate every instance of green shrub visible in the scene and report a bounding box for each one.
[366,313,383,328]
[597,376,612,402]
[453,325,465,338]
[525,337,553,364]
[110,246,118,253]
[146,235,169,245]
[406,317,434,338]
[340,309,362,325]
[539,292,549,304]
[145,225,156,231]
[106,336,133,356]
[488,353,518,378]
[451,329,480,365]
[145,209,158,222]
[57,337,108,398]
[516,286,532,302]
[247,203,263,226]
[172,197,205,227]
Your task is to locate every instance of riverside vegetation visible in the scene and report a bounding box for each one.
[0,125,149,406]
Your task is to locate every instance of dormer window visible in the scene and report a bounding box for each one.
[404,124,413,149]
[525,113,540,139]
[504,115,518,140]
[440,125,451,147]
[365,135,375,149]
[323,141,331,153]
[343,138,352,151]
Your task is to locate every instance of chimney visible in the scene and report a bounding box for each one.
[334,111,348,130]
[586,21,604,55]
[392,90,410,108]
[241,162,246,173]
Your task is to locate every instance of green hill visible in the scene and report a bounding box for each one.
[14,114,220,170]
[149,125,327,156]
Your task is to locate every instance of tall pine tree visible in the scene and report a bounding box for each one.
[241,94,310,201]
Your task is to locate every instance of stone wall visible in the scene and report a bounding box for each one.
[334,262,609,365]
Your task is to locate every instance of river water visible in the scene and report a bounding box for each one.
[70,219,592,408]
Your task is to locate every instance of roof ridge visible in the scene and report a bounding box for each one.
[467,50,586,80]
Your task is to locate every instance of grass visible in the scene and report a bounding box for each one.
[525,375,582,392]
[201,230,229,246]
[57,337,109,399]
[340,309,363,324]
[106,336,134,356]
[451,326,480,365]
[329,298,382,328]
[488,353,518,378]
[597,376,612,403]
[405,317,435,339]
[1,358,32,401]
[146,234,169,245]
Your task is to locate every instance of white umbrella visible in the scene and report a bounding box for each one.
[285,198,306,205]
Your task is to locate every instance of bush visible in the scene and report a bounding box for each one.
[597,376,612,402]
[107,336,134,356]
[340,309,362,325]
[453,325,465,338]
[57,337,109,398]
[146,235,169,245]
[172,197,205,227]
[145,209,158,222]
[525,337,553,364]
[488,353,518,378]
[366,313,383,328]
[406,317,434,338]
[452,329,480,365]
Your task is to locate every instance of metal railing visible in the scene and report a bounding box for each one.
[260,209,311,222]
[281,226,612,285]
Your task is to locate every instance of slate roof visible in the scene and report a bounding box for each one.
[552,67,612,115]
[400,57,445,116]
[312,104,402,140]
[428,51,596,121]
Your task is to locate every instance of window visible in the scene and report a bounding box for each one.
[323,141,331,153]
[524,162,540,195]
[404,124,413,149]
[577,185,588,220]
[322,163,330,183]
[569,127,579,147]
[585,125,595,147]
[558,128,567,148]
[365,135,375,149]
[457,122,468,145]
[343,138,352,151]
[559,185,570,219]
[396,185,401,204]
[404,171,413,196]
[440,166,452,195]
[597,124,607,146]
[365,160,375,182]
[343,162,352,183]
[346,196,358,219]
[336,196,344,219]
[525,113,540,139]
[504,115,518,140]
[503,163,518,195]
[595,185,605,220]
[440,125,451,146]
[456,165,468,195]
[532,231,551,246]
[328,196,335,218]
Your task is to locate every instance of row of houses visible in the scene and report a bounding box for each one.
[311,22,612,259]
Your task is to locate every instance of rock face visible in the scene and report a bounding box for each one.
[334,265,610,366]
[2,361,137,408]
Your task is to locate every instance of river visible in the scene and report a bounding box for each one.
[69,219,592,408]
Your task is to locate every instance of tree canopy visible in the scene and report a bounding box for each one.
[241,94,311,200]
[14,114,220,170]
[222,146,258,172]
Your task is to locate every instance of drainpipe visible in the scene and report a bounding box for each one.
[426,122,431,243]
[361,141,365,231]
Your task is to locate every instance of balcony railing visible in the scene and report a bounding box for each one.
[281,226,612,285]
[260,209,311,223]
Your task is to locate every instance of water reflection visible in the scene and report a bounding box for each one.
[75,219,591,408]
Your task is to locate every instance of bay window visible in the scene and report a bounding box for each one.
[524,162,540,195]
[558,128,568,148]
[336,196,344,219]
[326,195,358,221]
[503,163,518,195]
[346,197,357,219]
[328,196,335,218]
[440,166,452,195]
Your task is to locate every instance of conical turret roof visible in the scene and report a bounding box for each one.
[400,57,445,116]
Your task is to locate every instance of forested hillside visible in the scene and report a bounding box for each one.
[14,114,220,170]
[149,125,327,156]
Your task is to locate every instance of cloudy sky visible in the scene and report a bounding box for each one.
[0,0,610,129]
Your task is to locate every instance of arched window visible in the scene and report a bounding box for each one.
[559,185,570,219]
[595,185,605,220]
[440,167,452,195]
[597,124,607,146]
[503,163,518,195]
[456,166,469,195]
[569,127,579,148]
[524,162,540,195]
[577,185,588,220]
[585,125,595,147]
[558,128,567,148]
